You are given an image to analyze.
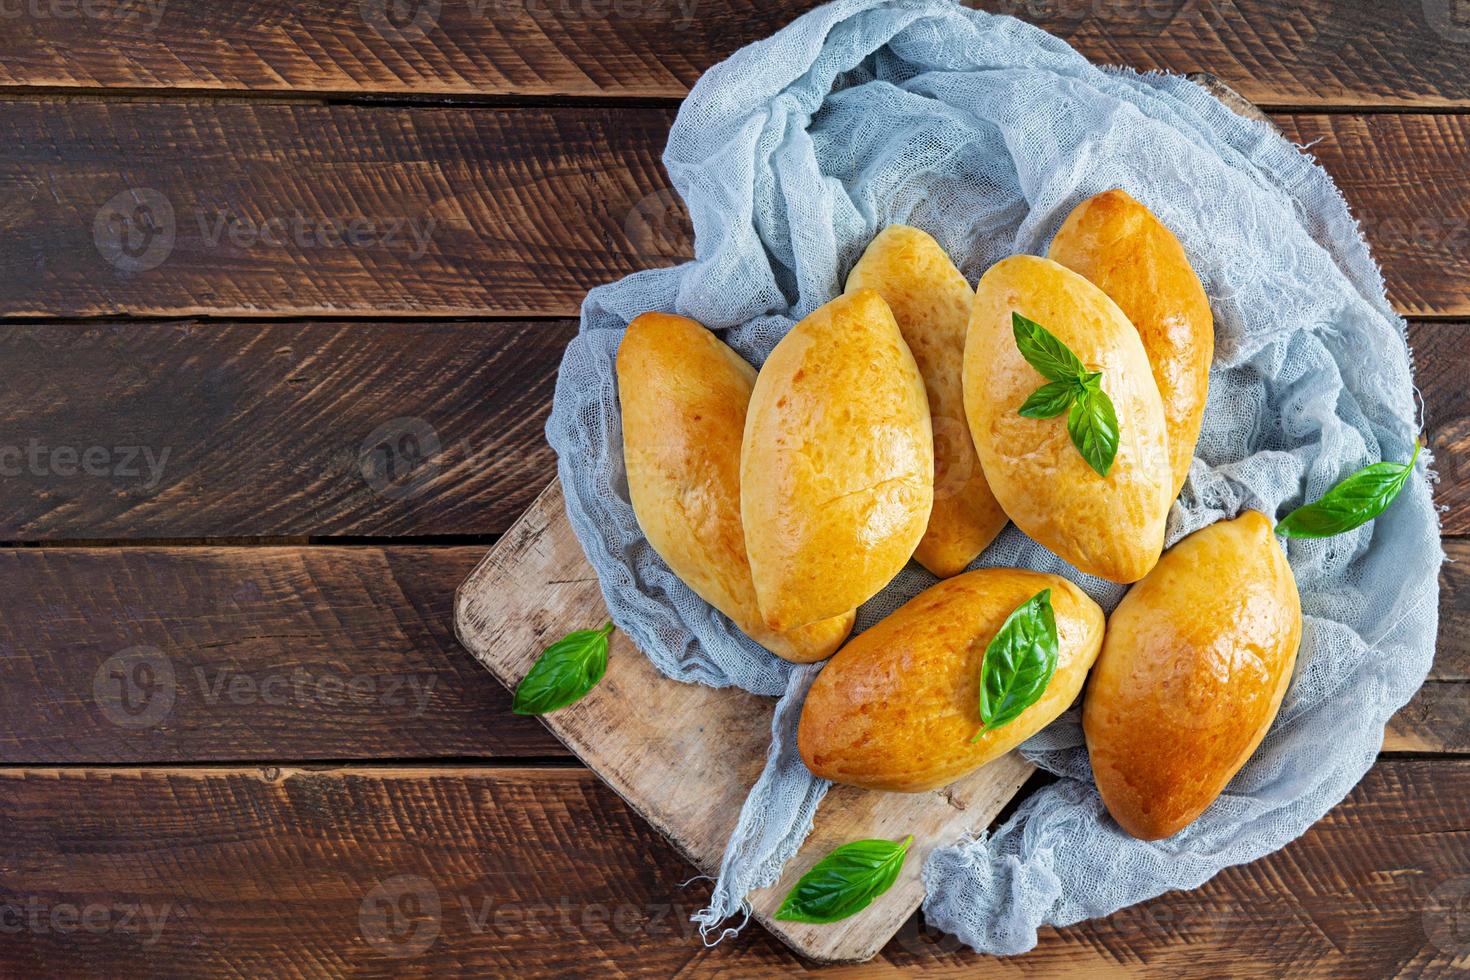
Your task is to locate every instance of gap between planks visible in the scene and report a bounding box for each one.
[1,82,1468,116]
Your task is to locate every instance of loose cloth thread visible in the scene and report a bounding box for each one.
[544,0,1440,954]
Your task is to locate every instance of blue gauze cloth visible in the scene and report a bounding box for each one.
[544,0,1441,955]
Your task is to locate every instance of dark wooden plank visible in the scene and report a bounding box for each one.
[0,766,720,976]
[0,547,564,763]
[0,1,1463,108]
[0,100,682,318]
[0,320,571,539]
[1413,322,1470,534]
[0,761,1462,974]
[1437,538,1470,679]
[1278,115,1470,319]
[0,542,1456,765]
[0,102,1461,319]
[0,320,1457,543]
[1389,680,1470,753]
[998,0,1470,110]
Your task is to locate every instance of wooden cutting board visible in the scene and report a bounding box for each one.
[454,73,1267,964]
[454,479,1032,963]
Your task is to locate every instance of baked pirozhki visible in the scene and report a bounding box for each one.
[618,312,856,663]
[846,226,1008,578]
[1050,189,1213,498]
[963,255,1172,583]
[742,289,934,631]
[1083,511,1302,840]
[798,568,1104,792]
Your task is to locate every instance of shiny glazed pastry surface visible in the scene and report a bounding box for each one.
[798,568,1105,792]
[1083,511,1302,840]
[846,225,1008,578]
[963,255,1172,583]
[1049,189,1214,497]
[617,312,855,663]
[741,289,934,631]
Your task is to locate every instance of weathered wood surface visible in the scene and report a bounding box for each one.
[0,761,1462,976]
[0,546,560,764]
[0,319,1464,542]
[0,319,571,539]
[1411,322,1470,533]
[0,3,1461,974]
[0,100,680,318]
[0,537,1459,767]
[454,480,1035,962]
[0,102,1465,318]
[0,1,1463,109]
[1279,114,1470,318]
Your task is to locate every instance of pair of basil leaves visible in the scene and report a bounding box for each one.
[1013,312,1120,477]
[512,592,1062,735]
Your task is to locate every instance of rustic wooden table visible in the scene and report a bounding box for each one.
[0,1,1465,975]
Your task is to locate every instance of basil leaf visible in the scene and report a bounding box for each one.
[1012,312,1121,475]
[973,589,1058,737]
[512,622,614,715]
[1276,441,1421,539]
[1012,312,1087,382]
[774,836,913,924]
[1018,379,1081,419]
[1066,384,1120,478]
